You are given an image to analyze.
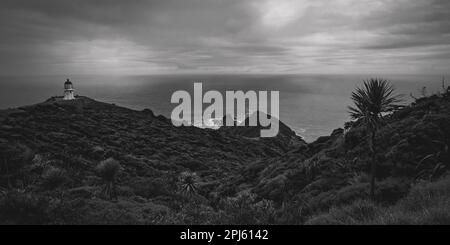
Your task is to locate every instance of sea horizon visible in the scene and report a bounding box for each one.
[1,73,445,142]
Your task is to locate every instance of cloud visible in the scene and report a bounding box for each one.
[0,0,449,75]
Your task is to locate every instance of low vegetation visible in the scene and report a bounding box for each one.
[306,175,450,225]
[0,81,449,225]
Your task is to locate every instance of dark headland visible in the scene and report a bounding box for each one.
[0,91,449,224]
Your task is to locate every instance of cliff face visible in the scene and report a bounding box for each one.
[0,92,449,224]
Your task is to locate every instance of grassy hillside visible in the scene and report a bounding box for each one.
[0,90,449,225]
[306,176,450,225]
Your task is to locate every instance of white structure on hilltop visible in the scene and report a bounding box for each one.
[63,79,75,100]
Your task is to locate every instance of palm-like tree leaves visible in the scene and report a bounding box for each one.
[179,171,200,197]
[348,79,401,130]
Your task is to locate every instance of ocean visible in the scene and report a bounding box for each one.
[0,74,445,142]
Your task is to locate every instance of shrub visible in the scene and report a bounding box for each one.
[96,158,121,200]
[334,183,370,205]
[305,199,378,225]
[219,192,276,225]
[376,177,410,204]
[41,167,68,190]
[96,158,120,182]
[0,143,34,174]
[0,191,50,224]
[162,201,222,225]
[132,178,170,198]
[275,200,307,225]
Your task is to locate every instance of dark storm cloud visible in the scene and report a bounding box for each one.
[0,0,449,75]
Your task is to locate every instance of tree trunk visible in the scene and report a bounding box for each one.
[370,159,376,200]
[369,131,376,200]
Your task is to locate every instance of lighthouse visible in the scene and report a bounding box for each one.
[63,79,75,100]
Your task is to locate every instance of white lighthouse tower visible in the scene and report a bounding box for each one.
[63,79,75,100]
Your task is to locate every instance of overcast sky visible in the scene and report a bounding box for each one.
[0,0,449,75]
